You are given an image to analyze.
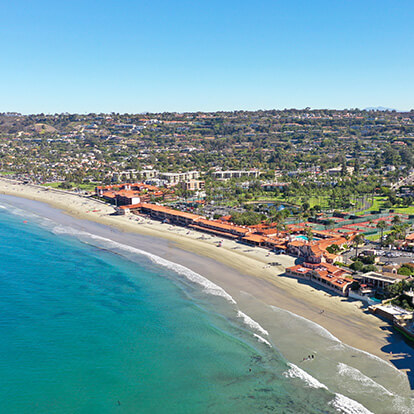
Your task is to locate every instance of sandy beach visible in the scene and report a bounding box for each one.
[0,177,410,368]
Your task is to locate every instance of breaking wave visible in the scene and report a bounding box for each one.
[270,305,341,343]
[52,225,237,304]
[283,363,328,389]
[253,333,272,347]
[330,393,374,414]
[236,310,269,336]
[337,363,393,396]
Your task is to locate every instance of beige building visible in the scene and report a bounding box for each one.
[140,169,159,179]
[212,169,261,179]
[159,171,200,185]
[181,180,205,191]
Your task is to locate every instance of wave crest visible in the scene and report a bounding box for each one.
[283,363,328,389]
[237,311,269,336]
[52,225,236,304]
[330,393,373,414]
[337,363,393,396]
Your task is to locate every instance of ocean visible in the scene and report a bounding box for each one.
[0,195,413,413]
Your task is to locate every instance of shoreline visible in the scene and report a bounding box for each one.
[0,178,411,368]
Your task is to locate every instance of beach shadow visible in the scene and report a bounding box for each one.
[283,273,345,298]
[380,328,414,389]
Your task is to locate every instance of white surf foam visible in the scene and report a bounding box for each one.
[53,224,279,350]
[337,363,393,396]
[270,305,398,372]
[253,333,272,347]
[270,305,341,343]
[0,201,55,228]
[52,225,237,304]
[52,224,281,350]
[283,363,328,389]
[330,393,374,414]
[391,396,414,414]
[237,310,269,336]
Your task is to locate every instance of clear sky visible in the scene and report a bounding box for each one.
[0,1,413,114]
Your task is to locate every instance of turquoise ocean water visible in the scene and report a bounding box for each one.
[0,198,407,413]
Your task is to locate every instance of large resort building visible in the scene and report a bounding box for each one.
[95,183,172,205]
[116,200,356,265]
[286,262,354,296]
[100,189,414,302]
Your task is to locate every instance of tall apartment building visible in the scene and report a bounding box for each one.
[212,169,261,179]
[159,171,200,185]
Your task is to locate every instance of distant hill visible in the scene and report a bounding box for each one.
[34,123,57,133]
[364,106,397,112]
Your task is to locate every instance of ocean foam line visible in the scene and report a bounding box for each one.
[337,363,394,396]
[236,310,269,336]
[52,225,236,304]
[283,363,328,389]
[283,364,376,414]
[0,198,55,223]
[330,393,374,414]
[52,224,278,350]
[270,305,398,372]
[253,333,272,347]
[270,305,341,343]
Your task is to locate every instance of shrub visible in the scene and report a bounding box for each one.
[398,266,414,276]
[362,264,377,273]
[359,255,376,265]
[350,261,364,271]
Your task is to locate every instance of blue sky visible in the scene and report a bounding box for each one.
[0,1,413,113]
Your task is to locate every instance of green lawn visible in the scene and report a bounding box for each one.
[365,229,393,242]
[356,196,387,215]
[393,205,414,215]
[306,196,330,209]
[356,195,414,216]
[42,182,98,191]
[42,182,61,189]
[0,171,15,176]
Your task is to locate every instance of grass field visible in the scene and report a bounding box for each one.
[42,182,98,191]
[357,196,414,216]
[42,182,61,189]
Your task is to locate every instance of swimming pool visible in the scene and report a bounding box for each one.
[293,235,320,241]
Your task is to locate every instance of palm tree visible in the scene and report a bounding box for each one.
[325,219,335,231]
[352,234,364,259]
[376,220,387,246]
[276,221,285,238]
[305,226,314,242]
[392,215,402,226]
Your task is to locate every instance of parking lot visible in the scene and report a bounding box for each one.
[342,241,414,266]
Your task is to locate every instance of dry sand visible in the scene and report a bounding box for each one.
[0,178,403,364]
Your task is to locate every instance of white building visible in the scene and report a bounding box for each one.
[212,169,261,179]
[159,171,200,185]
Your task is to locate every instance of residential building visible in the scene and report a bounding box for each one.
[159,171,200,185]
[211,169,261,179]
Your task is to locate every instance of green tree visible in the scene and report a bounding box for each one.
[376,220,387,246]
[305,226,313,242]
[352,234,364,259]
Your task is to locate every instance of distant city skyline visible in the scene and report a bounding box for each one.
[1,1,413,113]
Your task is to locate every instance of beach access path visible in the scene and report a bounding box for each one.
[0,177,403,365]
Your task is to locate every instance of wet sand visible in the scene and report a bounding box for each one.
[0,177,411,369]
